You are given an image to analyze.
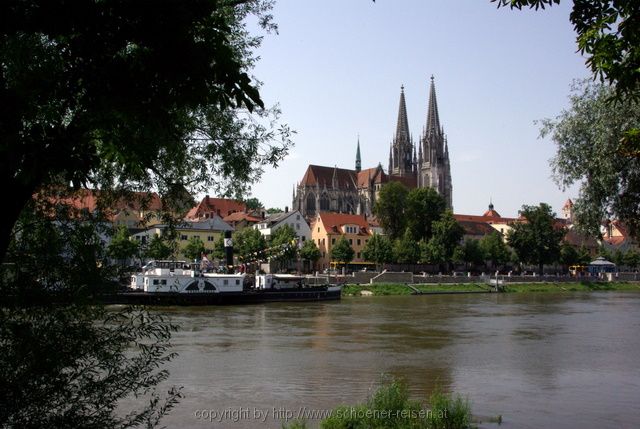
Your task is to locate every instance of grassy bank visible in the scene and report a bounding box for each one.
[342,281,640,296]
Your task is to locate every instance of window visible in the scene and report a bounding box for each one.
[296,215,300,220]
[357,239,361,246]
[208,236,214,241]
[153,279,159,285]
[235,280,240,285]
[349,239,353,245]
[224,280,228,285]
[296,223,300,230]
[332,238,336,245]
[357,252,361,259]
[317,227,320,232]
[181,235,188,241]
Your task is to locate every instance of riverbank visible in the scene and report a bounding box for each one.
[342,281,640,296]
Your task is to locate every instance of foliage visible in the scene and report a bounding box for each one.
[540,80,640,238]
[330,236,355,265]
[507,203,566,274]
[182,236,206,262]
[212,235,226,261]
[492,1,640,100]
[0,0,293,261]
[282,377,473,429]
[456,239,485,268]
[234,227,266,263]
[427,389,472,429]
[269,224,298,269]
[405,187,447,242]
[107,225,139,268]
[266,207,283,214]
[5,200,115,296]
[479,231,511,269]
[145,234,173,261]
[424,211,465,267]
[559,243,581,267]
[623,249,640,269]
[0,305,181,428]
[393,229,421,264]
[374,182,409,240]
[1,203,180,427]
[299,239,321,264]
[362,233,394,270]
[243,197,264,211]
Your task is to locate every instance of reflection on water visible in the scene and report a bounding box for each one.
[156,292,640,428]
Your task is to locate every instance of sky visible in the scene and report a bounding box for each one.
[240,0,590,218]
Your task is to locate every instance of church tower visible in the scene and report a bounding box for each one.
[388,85,415,177]
[355,135,362,173]
[418,77,452,209]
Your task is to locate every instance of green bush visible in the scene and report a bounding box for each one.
[283,378,473,429]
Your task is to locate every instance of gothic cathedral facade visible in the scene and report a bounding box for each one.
[293,77,453,219]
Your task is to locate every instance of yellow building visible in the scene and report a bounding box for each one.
[311,212,372,270]
[137,217,234,260]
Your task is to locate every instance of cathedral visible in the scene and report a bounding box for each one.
[292,77,453,218]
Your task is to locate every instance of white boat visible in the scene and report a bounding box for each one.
[130,260,245,293]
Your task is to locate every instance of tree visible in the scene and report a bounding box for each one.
[0,0,292,262]
[243,197,264,211]
[540,80,640,239]
[234,227,266,263]
[330,236,355,265]
[623,249,640,270]
[266,207,283,214]
[507,203,566,275]
[405,187,447,241]
[146,234,173,261]
[362,233,394,271]
[182,237,206,262]
[107,225,139,269]
[1,2,289,426]
[299,240,321,272]
[493,1,640,100]
[424,211,465,271]
[212,235,226,262]
[479,231,511,269]
[393,230,421,264]
[373,181,409,240]
[269,224,298,271]
[457,239,485,270]
[559,242,580,267]
[2,205,180,427]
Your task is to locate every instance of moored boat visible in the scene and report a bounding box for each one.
[106,261,342,306]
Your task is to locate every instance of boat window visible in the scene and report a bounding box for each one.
[153,279,159,285]
[161,279,167,285]
[235,280,240,285]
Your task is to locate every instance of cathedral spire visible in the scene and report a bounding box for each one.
[395,85,410,140]
[355,135,361,173]
[426,76,441,137]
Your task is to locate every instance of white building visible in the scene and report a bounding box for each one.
[254,209,311,243]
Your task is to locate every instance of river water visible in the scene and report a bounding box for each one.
[155,292,640,428]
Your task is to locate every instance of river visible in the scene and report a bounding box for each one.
[153,292,640,428]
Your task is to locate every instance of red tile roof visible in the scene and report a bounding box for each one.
[186,196,246,220]
[315,212,370,235]
[482,208,501,218]
[41,189,163,220]
[223,212,261,223]
[300,165,357,189]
